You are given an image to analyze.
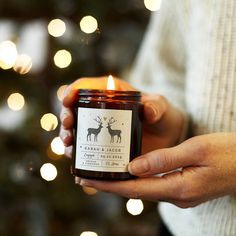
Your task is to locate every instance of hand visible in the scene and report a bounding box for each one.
[141,94,184,153]
[77,133,236,208]
[59,77,184,157]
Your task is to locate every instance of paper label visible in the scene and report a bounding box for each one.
[75,107,132,172]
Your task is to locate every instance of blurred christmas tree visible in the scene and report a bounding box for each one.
[0,0,160,235]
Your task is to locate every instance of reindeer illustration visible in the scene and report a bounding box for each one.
[106,117,122,143]
[87,116,103,142]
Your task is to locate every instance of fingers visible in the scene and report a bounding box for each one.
[128,140,200,177]
[65,146,73,158]
[78,178,165,200]
[62,84,78,107]
[60,126,73,146]
[60,107,74,147]
[142,95,168,124]
[60,107,74,128]
[77,173,185,203]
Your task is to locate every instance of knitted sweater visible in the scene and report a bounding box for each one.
[129,0,236,235]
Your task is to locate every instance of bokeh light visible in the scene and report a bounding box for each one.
[13,54,32,74]
[0,40,17,69]
[126,199,144,216]
[144,0,162,11]
[7,93,25,111]
[51,137,65,155]
[53,49,72,68]
[57,85,67,101]
[48,19,66,37]
[40,163,57,181]
[80,232,98,236]
[40,113,58,131]
[10,163,28,183]
[80,15,98,34]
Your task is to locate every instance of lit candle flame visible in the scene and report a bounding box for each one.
[107,75,115,90]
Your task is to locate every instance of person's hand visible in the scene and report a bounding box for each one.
[77,133,236,208]
[141,94,184,153]
[60,77,184,157]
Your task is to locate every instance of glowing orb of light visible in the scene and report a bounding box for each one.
[80,15,98,34]
[80,232,98,236]
[144,0,162,11]
[13,54,32,74]
[53,49,72,68]
[126,199,144,216]
[0,40,17,69]
[48,18,66,37]
[7,93,25,111]
[40,113,58,131]
[40,163,57,181]
[51,137,65,155]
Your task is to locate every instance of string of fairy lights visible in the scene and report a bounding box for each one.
[0,1,161,235]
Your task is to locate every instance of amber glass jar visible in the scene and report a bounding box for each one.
[72,89,143,180]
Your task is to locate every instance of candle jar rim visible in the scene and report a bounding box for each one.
[78,89,141,97]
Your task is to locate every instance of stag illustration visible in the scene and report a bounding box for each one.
[107,117,121,143]
[87,116,103,142]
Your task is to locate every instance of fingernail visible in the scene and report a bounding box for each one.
[65,146,73,158]
[128,157,150,175]
[75,177,81,184]
[61,112,67,122]
[145,103,159,123]
[61,132,69,142]
[62,113,69,126]
[147,103,157,116]
[80,179,93,187]
[63,86,70,98]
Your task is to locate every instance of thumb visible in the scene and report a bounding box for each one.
[62,85,78,107]
[143,95,168,124]
[128,140,200,176]
[62,77,108,107]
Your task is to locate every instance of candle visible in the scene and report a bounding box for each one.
[72,76,143,180]
[107,75,115,90]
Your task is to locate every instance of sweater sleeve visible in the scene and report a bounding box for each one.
[128,1,188,113]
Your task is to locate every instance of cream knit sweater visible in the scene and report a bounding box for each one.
[129,0,236,235]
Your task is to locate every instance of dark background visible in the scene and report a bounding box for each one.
[0,0,160,235]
